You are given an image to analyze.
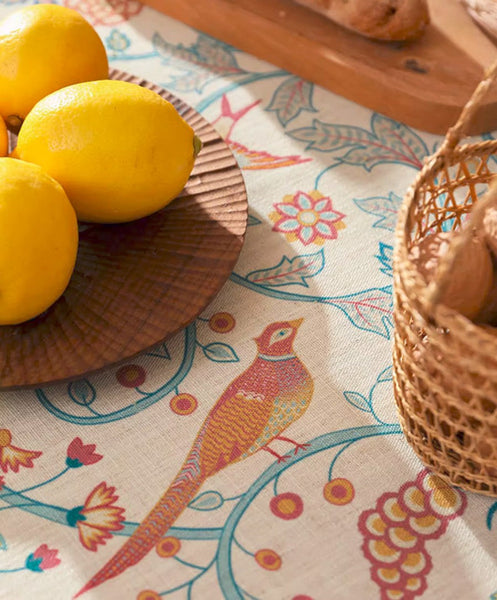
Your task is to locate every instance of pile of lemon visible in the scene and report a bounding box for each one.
[0,4,199,325]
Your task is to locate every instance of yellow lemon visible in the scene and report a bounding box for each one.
[0,117,7,156]
[15,79,200,223]
[0,158,78,325]
[0,4,108,124]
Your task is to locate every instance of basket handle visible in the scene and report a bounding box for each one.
[421,58,497,311]
[425,178,497,310]
[402,59,497,312]
[437,59,497,156]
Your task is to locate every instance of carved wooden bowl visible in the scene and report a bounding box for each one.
[0,69,247,389]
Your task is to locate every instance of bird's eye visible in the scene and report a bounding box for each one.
[269,327,292,346]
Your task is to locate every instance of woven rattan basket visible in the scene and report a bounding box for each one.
[393,61,497,497]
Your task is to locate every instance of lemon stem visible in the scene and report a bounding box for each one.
[6,115,22,134]
[193,135,203,157]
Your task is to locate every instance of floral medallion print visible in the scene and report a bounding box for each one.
[270,190,346,245]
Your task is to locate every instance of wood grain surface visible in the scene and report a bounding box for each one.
[0,69,248,390]
[140,0,497,135]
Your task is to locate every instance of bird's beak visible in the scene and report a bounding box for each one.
[288,318,304,329]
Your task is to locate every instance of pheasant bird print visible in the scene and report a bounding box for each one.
[76,320,313,596]
[2,4,493,598]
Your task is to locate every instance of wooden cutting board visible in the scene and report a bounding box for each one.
[140,0,497,135]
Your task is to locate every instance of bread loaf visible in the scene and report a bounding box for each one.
[463,0,497,40]
[293,0,430,41]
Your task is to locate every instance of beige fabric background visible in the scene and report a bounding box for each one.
[1,1,497,599]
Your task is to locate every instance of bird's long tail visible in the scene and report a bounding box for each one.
[74,469,205,598]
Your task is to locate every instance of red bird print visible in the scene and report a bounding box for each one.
[211,95,311,170]
[75,319,313,597]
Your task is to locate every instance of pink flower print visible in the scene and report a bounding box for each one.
[0,475,4,491]
[66,437,103,468]
[62,0,143,26]
[25,544,61,572]
[270,191,346,245]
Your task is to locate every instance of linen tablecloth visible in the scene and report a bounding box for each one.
[1,1,497,598]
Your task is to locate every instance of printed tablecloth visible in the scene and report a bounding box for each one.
[1,1,497,599]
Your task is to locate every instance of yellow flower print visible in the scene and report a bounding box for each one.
[67,482,125,551]
[0,428,42,473]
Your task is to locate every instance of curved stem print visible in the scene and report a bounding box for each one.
[314,164,339,189]
[173,556,207,571]
[0,468,70,500]
[159,555,217,596]
[327,440,356,481]
[0,504,35,513]
[0,485,222,541]
[217,423,401,599]
[0,567,25,574]
[0,425,400,539]
[195,71,288,114]
[35,323,197,425]
[0,422,401,595]
[230,273,393,338]
[240,588,260,600]
[368,377,391,426]
[108,52,157,62]
[233,536,254,557]
[487,501,497,530]
[0,498,217,590]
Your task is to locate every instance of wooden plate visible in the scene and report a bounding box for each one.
[0,69,248,390]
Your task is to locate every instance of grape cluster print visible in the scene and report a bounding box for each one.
[358,469,467,600]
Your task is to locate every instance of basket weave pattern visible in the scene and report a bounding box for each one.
[393,64,497,496]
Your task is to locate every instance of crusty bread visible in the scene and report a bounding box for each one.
[293,0,430,41]
[463,0,497,40]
